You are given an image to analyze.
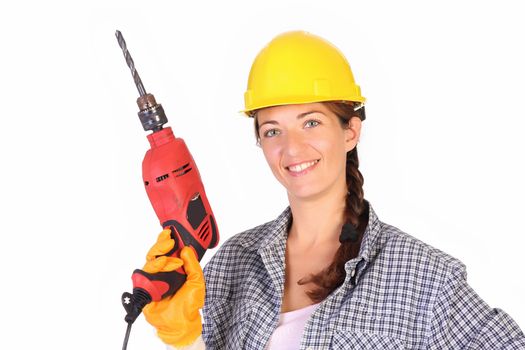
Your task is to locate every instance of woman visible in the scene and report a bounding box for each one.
[141,31,525,349]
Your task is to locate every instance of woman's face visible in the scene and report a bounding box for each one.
[256,102,361,202]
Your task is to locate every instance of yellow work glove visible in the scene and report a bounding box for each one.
[142,229,205,348]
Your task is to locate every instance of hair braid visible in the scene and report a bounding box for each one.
[344,148,365,226]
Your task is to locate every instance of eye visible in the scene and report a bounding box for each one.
[304,119,320,128]
[263,128,280,138]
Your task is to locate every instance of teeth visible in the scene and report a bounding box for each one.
[288,160,318,172]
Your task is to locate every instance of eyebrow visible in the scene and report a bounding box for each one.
[258,110,325,128]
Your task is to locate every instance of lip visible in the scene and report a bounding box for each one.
[285,159,320,177]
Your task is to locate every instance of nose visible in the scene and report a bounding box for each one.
[283,130,305,156]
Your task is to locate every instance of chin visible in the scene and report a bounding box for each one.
[286,186,324,201]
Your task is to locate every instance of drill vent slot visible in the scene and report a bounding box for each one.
[172,163,193,178]
[156,174,169,182]
[200,227,210,242]
[176,168,192,177]
[173,163,190,172]
[198,221,210,241]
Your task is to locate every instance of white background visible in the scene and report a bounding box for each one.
[0,0,524,349]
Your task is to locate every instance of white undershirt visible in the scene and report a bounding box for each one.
[265,303,321,350]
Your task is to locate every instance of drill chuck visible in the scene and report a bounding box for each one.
[137,93,168,132]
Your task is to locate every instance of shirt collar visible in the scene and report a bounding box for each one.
[239,201,384,265]
[256,206,292,255]
[354,201,383,264]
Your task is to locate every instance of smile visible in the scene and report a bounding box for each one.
[286,159,320,174]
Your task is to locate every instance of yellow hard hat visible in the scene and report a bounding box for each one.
[242,30,365,116]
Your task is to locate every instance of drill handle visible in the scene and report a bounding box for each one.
[131,268,187,302]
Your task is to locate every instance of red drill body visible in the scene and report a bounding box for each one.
[131,127,219,302]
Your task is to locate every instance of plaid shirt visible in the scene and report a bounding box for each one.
[202,202,525,349]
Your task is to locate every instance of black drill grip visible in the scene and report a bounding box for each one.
[132,268,187,301]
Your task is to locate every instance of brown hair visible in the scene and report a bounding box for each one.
[253,101,368,303]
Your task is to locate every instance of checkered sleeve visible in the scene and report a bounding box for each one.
[201,235,245,349]
[425,264,525,349]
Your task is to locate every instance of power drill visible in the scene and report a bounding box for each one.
[115,30,220,348]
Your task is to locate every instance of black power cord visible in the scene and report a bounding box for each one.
[122,322,132,350]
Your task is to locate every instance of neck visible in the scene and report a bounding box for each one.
[287,189,347,250]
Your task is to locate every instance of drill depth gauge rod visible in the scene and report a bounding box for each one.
[115,30,219,350]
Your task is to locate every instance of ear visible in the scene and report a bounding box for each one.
[343,116,362,153]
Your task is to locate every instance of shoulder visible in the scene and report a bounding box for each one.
[202,216,278,287]
[203,207,291,275]
[217,218,276,253]
[353,217,471,330]
[377,220,467,282]
[204,219,273,267]
[363,202,466,280]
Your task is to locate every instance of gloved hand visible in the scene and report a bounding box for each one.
[142,229,205,348]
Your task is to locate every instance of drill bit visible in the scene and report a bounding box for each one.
[115,30,147,97]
